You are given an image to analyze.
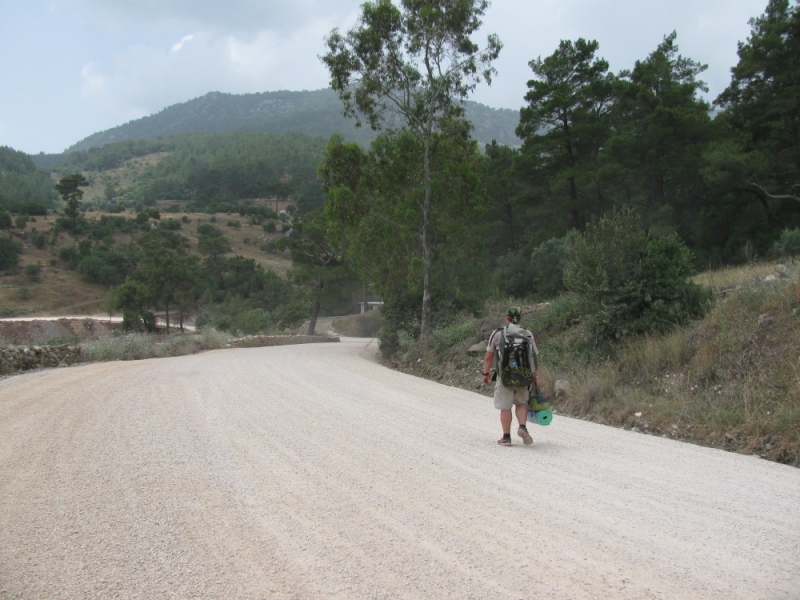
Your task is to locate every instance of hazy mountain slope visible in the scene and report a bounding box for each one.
[67,89,520,152]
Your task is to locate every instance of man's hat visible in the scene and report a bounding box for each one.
[506,306,521,324]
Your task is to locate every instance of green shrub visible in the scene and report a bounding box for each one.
[535,294,581,332]
[194,312,214,329]
[530,232,575,297]
[33,232,46,249]
[276,303,307,331]
[261,240,279,253]
[77,247,135,284]
[215,315,233,332]
[24,263,42,282]
[0,236,22,270]
[14,214,29,229]
[772,227,800,259]
[634,235,711,333]
[431,319,476,354]
[160,218,182,230]
[565,209,710,342]
[59,245,78,267]
[232,308,270,335]
[0,211,11,229]
[495,246,536,297]
[378,327,400,358]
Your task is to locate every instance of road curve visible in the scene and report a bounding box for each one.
[1,338,798,599]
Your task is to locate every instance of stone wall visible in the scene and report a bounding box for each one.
[228,335,339,349]
[0,345,82,374]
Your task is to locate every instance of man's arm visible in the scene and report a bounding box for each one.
[481,351,494,386]
[529,346,540,391]
[481,329,497,386]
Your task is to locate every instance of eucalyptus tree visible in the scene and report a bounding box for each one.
[321,0,501,338]
[321,127,486,346]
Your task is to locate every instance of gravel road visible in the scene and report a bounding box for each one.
[1,338,799,599]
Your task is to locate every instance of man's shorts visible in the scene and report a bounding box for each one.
[493,381,530,410]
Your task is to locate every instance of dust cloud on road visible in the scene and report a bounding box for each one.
[1,338,798,599]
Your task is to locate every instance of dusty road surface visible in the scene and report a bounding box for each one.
[1,339,799,599]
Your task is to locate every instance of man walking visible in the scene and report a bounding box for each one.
[482,306,539,446]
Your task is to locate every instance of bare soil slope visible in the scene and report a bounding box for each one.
[0,318,117,345]
[1,339,798,599]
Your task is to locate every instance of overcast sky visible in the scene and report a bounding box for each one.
[0,0,768,155]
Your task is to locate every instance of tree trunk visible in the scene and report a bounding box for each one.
[165,302,170,334]
[653,172,665,207]
[503,198,516,251]
[790,110,800,182]
[307,279,324,336]
[570,207,582,230]
[565,138,580,229]
[179,311,184,333]
[420,135,433,341]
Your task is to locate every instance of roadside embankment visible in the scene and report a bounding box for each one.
[387,262,800,467]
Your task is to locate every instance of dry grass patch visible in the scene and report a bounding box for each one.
[693,260,789,293]
[80,328,233,362]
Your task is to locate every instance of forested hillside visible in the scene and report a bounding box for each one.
[50,132,329,214]
[39,88,518,157]
[0,147,58,211]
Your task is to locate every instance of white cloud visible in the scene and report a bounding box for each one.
[171,34,195,53]
[53,0,361,34]
[80,62,106,96]
[88,20,340,120]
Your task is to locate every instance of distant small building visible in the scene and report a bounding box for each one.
[357,301,383,314]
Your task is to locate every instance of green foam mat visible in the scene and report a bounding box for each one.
[528,409,552,426]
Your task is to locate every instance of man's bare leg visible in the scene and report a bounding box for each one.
[516,403,533,444]
[500,408,512,434]
[515,403,528,426]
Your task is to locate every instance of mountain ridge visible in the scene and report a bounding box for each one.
[67,88,520,152]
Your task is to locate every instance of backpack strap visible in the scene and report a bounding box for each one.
[489,327,504,373]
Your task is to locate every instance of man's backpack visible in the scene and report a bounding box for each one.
[493,325,535,390]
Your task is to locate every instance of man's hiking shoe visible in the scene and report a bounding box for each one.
[497,436,512,446]
[517,427,533,445]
